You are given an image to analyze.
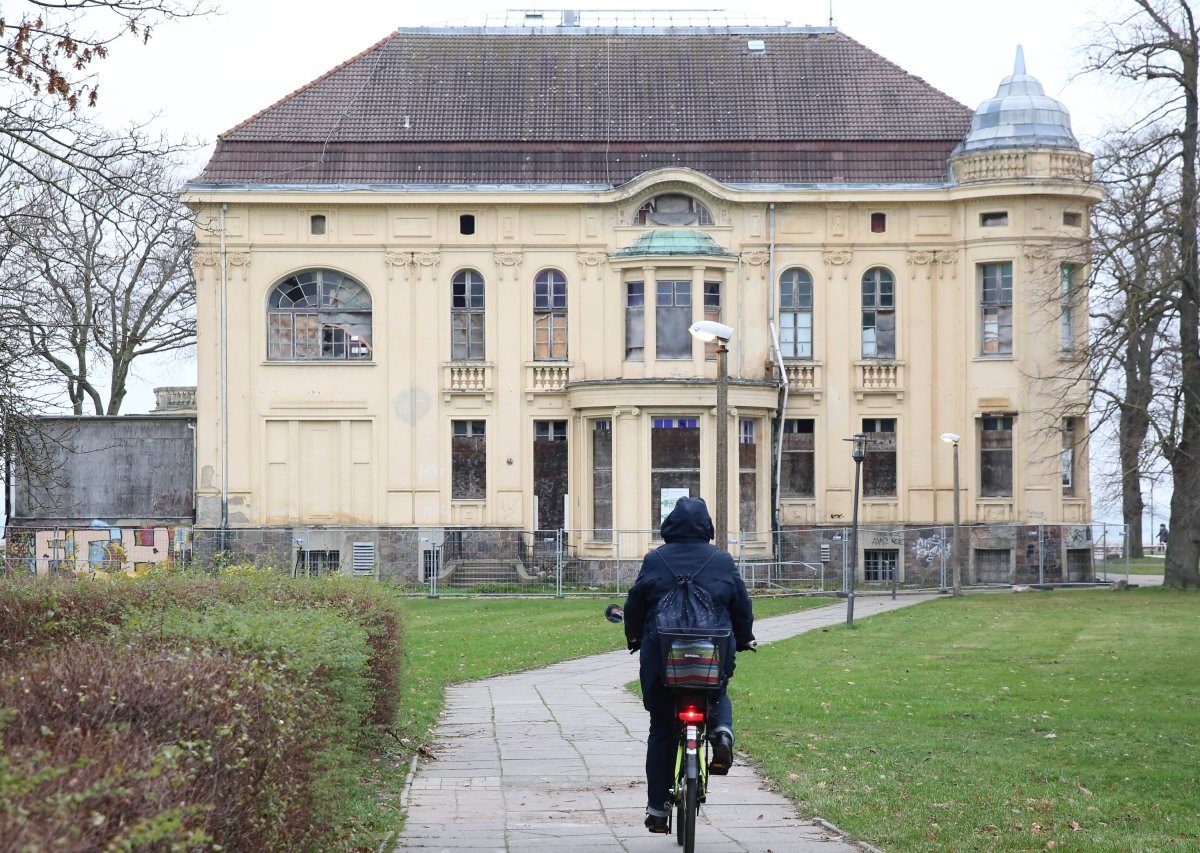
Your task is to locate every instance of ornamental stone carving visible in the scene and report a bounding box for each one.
[385,251,414,281]
[823,249,853,279]
[742,250,769,267]
[907,249,956,279]
[413,251,440,267]
[578,250,607,267]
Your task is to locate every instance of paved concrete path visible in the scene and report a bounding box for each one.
[396,593,939,852]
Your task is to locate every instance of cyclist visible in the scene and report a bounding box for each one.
[623,496,755,833]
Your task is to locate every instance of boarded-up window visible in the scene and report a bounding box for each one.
[452,420,486,499]
[704,282,721,360]
[739,419,757,533]
[267,269,372,361]
[863,548,897,582]
[779,268,813,359]
[635,193,714,226]
[626,282,644,361]
[651,417,700,530]
[780,419,815,498]
[980,262,1013,355]
[1062,417,1076,496]
[980,415,1014,497]
[975,548,1011,583]
[592,420,613,541]
[862,418,897,498]
[657,280,692,359]
[533,420,568,530]
[861,267,895,358]
[534,269,568,360]
[451,269,485,360]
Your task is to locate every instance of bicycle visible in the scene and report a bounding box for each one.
[605,604,754,852]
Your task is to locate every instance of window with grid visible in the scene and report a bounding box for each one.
[980,262,1014,355]
[703,282,721,360]
[739,419,757,534]
[780,418,815,498]
[863,549,897,582]
[592,420,613,541]
[656,280,692,359]
[651,417,700,529]
[451,420,486,499]
[451,270,485,360]
[980,415,1014,497]
[975,548,1011,583]
[1060,263,1076,352]
[534,269,568,360]
[298,549,340,577]
[779,268,813,359]
[862,418,897,498]
[625,281,644,361]
[267,269,372,361]
[861,267,895,358]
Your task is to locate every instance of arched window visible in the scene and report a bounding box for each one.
[861,267,895,359]
[634,193,714,226]
[779,268,813,359]
[533,268,567,360]
[451,269,486,361]
[267,269,372,360]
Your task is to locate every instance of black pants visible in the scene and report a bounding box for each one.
[643,679,733,814]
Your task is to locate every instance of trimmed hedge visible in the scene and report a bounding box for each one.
[0,573,406,851]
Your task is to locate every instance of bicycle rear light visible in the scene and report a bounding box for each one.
[677,706,705,724]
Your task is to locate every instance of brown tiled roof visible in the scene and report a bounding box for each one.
[196,28,973,186]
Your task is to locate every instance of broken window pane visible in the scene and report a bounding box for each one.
[980,415,1014,497]
[739,419,757,533]
[779,268,813,359]
[656,280,692,359]
[635,193,714,226]
[863,418,897,498]
[980,262,1013,355]
[534,269,568,360]
[626,281,644,361]
[861,267,895,358]
[267,270,372,361]
[452,269,486,360]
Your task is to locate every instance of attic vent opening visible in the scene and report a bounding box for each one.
[747,39,766,53]
[460,214,476,235]
[310,214,326,235]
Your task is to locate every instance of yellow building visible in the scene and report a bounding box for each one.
[184,19,1098,586]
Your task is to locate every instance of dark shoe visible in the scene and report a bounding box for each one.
[645,813,669,834]
[709,731,733,775]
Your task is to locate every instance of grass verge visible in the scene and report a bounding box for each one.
[734,589,1200,852]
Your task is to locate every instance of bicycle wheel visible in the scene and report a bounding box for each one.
[682,776,698,853]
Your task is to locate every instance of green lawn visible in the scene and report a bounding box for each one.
[734,589,1200,852]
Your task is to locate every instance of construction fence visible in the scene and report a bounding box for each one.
[2,522,1127,596]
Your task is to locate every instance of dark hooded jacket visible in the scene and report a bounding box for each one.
[623,497,754,694]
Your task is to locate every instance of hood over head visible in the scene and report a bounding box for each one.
[660,496,715,543]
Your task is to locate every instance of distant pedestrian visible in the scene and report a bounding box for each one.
[1157,523,1169,550]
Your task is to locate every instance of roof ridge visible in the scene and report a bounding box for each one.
[218,31,397,139]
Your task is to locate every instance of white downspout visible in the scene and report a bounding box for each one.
[219,203,229,537]
[767,203,789,528]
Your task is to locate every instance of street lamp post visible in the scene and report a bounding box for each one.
[940,432,962,595]
[689,320,734,551]
[847,432,868,626]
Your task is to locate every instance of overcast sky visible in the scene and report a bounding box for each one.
[79,0,1150,531]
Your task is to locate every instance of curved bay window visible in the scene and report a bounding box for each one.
[267,269,372,361]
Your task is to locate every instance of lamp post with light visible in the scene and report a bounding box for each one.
[940,432,962,595]
[846,432,868,626]
[689,320,734,551]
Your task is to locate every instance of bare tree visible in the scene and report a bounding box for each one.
[1087,0,1200,587]
[1088,133,1180,558]
[3,150,196,415]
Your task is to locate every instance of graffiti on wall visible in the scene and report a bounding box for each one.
[911,530,951,569]
[26,525,193,577]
